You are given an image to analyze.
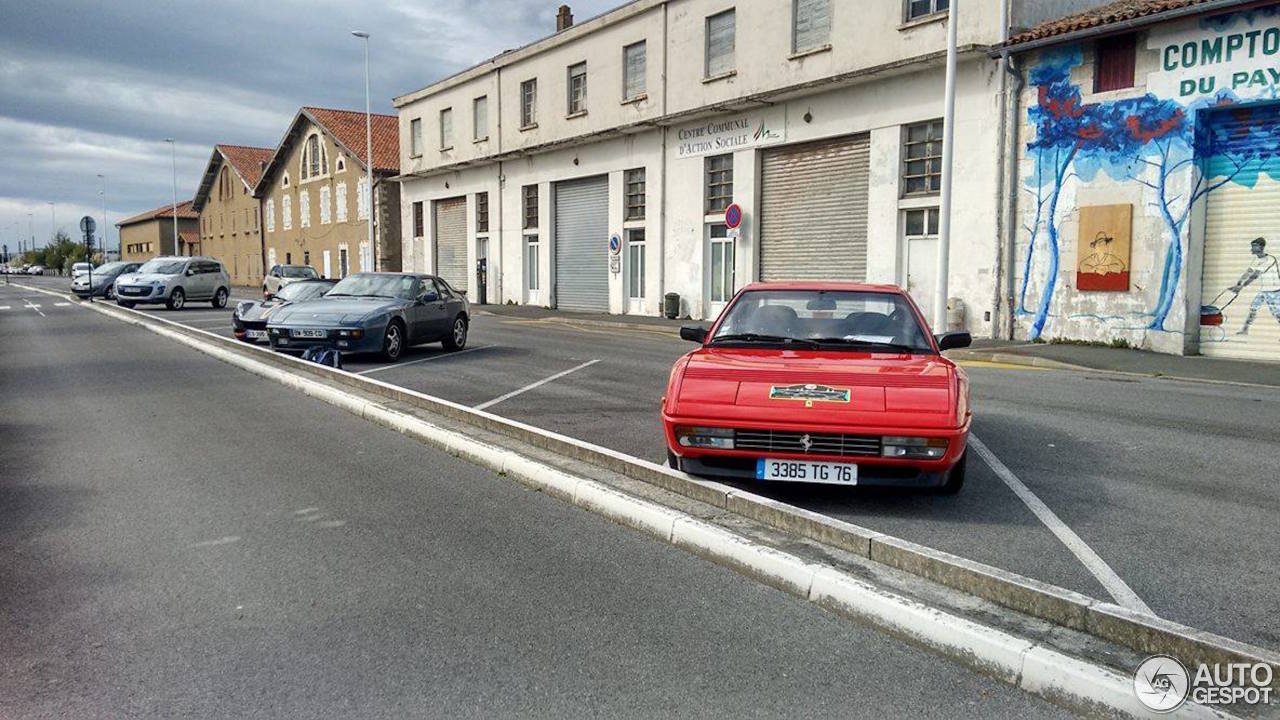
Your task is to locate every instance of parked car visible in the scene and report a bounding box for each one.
[70,262,93,279]
[662,282,972,493]
[114,256,231,310]
[263,264,319,299]
[27,265,45,275]
[233,278,337,343]
[71,261,143,299]
[266,272,469,361]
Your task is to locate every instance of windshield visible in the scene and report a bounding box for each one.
[711,290,934,352]
[326,273,417,300]
[278,281,334,302]
[73,263,92,270]
[136,259,186,275]
[281,266,318,279]
[93,262,124,274]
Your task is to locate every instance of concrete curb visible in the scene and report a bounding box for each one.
[945,348,1280,390]
[27,284,1277,716]
[476,308,684,334]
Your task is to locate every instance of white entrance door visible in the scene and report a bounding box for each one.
[903,208,940,330]
[322,250,332,279]
[707,223,735,318]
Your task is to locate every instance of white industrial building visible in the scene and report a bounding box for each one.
[394,0,1103,333]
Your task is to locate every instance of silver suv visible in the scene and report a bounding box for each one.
[114,256,231,310]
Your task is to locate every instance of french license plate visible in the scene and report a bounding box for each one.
[246,329,267,339]
[756,458,857,485]
[291,328,327,338]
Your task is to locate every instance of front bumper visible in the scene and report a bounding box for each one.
[266,324,384,354]
[663,414,969,488]
[115,284,167,303]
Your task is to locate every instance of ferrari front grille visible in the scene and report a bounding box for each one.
[733,429,881,457]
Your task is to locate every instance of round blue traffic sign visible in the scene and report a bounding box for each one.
[724,203,742,229]
[609,233,622,255]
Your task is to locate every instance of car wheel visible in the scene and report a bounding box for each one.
[117,300,135,309]
[381,320,406,362]
[211,287,228,308]
[442,315,468,351]
[666,450,680,470]
[936,450,967,495]
[166,288,185,310]
[104,284,116,300]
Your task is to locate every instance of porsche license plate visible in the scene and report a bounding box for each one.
[246,329,267,339]
[291,328,327,338]
[756,458,857,485]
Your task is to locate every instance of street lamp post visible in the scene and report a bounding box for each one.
[97,174,108,261]
[165,138,178,256]
[48,202,55,247]
[352,31,375,272]
[934,0,958,332]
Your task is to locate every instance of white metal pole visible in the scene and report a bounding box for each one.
[935,0,959,332]
[166,139,178,256]
[98,174,107,261]
[355,32,375,272]
[48,202,55,247]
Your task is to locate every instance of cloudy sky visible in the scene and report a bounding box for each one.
[0,0,615,253]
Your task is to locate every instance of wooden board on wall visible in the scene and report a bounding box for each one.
[1077,204,1132,292]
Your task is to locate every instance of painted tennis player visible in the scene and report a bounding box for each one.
[1230,237,1280,336]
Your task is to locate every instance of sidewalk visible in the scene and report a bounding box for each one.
[474,303,688,330]
[949,340,1280,388]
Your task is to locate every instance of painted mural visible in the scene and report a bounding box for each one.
[1017,8,1280,349]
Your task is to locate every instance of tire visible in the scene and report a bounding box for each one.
[117,300,135,309]
[936,450,967,495]
[211,287,228,308]
[666,450,680,470]
[381,320,406,362]
[442,315,468,351]
[104,284,116,301]
[166,288,186,311]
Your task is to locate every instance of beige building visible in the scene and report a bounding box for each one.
[192,144,274,286]
[117,200,200,263]
[256,107,401,278]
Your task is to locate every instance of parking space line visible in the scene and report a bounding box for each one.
[474,359,600,411]
[969,435,1154,615]
[53,302,71,306]
[23,300,45,317]
[355,344,492,375]
[0,306,9,310]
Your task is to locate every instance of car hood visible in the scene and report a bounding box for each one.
[672,348,960,428]
[267,296,406,326]
[235,299,282,322]
[117,273,173,285]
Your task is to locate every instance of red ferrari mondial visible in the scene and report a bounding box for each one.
[662,282,973,493]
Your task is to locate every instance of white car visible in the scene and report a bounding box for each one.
[71,262,93,279]
[263,264,319,299]
[27,265,46,275]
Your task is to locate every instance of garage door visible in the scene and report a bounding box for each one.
[759,134,870,281]
[434,197,468,290]
[1200,105,1280,361]
[554,175,609,312]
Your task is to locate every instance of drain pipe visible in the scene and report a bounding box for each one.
[996,0,1024,340]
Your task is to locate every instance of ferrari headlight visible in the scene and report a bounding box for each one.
[882,436,948,459]
[675,426,734,449]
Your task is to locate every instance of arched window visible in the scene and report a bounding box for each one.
[301,133,328,181]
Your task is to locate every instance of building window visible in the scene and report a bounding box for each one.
[623,41,646,100]
[336,182,348,222]
[905,208,940,238]
[625,168,646,220]
[282,195,292,230]
[303,250,310,267]
[793,0,831,53]
[440,107,453,149]
[410,117,422,156]
[525,236,539,291]
[282,172,290,188]
[412,201,424,238]
[906,0,948,21]
[1094,34,1136,92]
[338,245,349,278]
[523,184,539,229]
[266,199,275,232]
[473,96,488,141]
[336,156,346,172]
[319,185,332,225]
[903,120,943,195]
[302,134,326,180]
[705,155,733,214]
[357,178,369,220]
[627,228,645,299]
[568,62,587,115]
[705,9,736,78]
[299,190,311,228]
[520,78,537,128]
[476,192,489,233]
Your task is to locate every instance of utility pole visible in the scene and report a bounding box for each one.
[934,0,958,332]
[165,138,179,256]
[352,31,375,272]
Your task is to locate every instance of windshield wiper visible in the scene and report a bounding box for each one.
[812,338,925,354]
[711,333,820,348]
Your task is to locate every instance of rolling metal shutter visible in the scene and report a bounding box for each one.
[759,134,870,281]
[1200,107,1280,361]
[554,175,609,312]
[434,197,468,290]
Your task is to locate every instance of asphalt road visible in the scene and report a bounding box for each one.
[13,275,1280,652]
[0,280,1068,718]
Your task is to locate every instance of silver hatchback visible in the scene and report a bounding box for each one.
[114,256,232,310]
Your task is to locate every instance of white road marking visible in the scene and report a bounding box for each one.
[969,435,1154,615]
[355,344,492,375]
[191,535,240,548]
[474,359,600,411]
[23,300,44,317]
[0,306,9,310]
[53,302,71,306]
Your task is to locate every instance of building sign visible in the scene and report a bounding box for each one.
[675,110,785,159]
[1147,13,1280,100]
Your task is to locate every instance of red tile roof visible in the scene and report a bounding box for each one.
[217,144,274,189]
[116,199,198,227]
[178,231,200,246]
[303,106,399,174]
[1008,0,1227,45]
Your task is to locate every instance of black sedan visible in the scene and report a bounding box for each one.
[232,278,337,343]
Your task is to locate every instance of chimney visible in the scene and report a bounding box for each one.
[556,4,573,31]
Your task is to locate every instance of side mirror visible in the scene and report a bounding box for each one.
[935,331,972,351]
[680,325,709,344]
[185,268,195,276]
[420,291,439,303]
